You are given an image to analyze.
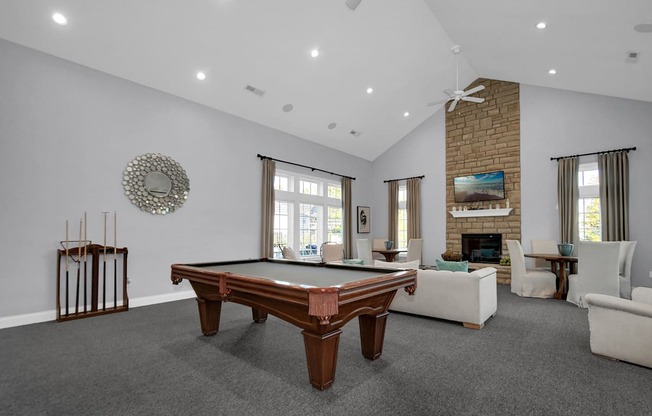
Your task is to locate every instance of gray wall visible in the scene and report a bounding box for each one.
[371,110,447,264]
[520,85,652,289]
[0,39,373,319]
[2,37,651,323]
[373,84,652,289]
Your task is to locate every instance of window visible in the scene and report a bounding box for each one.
[397,185,407,249]
[578,162,601,241]
[273,169,342,259]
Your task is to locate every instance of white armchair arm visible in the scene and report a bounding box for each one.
[632,287,652,305]
[584,290,652,368]
[584,293,652,319]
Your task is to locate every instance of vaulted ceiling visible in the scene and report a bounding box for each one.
[1,0,650,160]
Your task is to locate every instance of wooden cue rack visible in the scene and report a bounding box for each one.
[56,244,129,322]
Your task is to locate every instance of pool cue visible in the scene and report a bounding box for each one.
[113,211,117,309]
[75,218,82,314]
[65,220,69,317]
[102,211,108,311]
[83,211,88,313]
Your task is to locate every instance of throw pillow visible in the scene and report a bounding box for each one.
[435,259,469,272]
[374,260,420,270]
[281,246,298,260]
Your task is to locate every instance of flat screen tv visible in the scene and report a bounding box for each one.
[453,171,505,203]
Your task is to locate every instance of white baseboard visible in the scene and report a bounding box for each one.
[0,290,196,330]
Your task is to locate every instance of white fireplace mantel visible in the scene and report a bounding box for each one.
[449,208,513,218]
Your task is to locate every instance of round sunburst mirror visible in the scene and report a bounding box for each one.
[122,153,190,215]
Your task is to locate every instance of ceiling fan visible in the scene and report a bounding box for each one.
[428,45,485,112]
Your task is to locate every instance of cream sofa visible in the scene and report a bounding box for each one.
[584,287,652,368]
[389,266,498,329]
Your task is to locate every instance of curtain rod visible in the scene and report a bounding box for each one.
[383,175,425,183]
[550,147,636,161]
[257,154,356,180]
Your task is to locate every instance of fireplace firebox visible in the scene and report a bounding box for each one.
[461,233,502,264]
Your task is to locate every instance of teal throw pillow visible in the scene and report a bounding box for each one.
[436,259,469,272]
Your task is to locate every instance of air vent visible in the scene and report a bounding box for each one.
[626,51,639,63]
[245,84,266,97]
[350,130,361,137]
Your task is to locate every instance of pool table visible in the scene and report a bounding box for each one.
[170,258,417,390]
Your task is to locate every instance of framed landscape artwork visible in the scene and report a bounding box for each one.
[357,206,370,233]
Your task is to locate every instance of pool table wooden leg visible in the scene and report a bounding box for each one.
[302,329,341,390]
[251,307,268,323]
[195,298,222,336]
[358,312,389,360]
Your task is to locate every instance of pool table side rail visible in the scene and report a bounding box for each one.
[170,262,417,326]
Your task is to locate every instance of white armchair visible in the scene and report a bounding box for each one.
[321,243,344,263]
[585,287,652,368]
[618,241,637,299]
[355,238,373,266]
[406,239,422,263]
[530,239,559,270]
[567,242,620,308]
[506,240,557,298]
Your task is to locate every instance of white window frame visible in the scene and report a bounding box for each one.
[397,184,407,250]
[274,169,342,260]
[578,161,601,242]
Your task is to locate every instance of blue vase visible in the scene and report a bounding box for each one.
[384,241,394,250]
[558,243,573,256]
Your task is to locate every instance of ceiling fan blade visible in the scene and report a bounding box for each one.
[443,89,455,98]
[462,85,485,96]
[461,96,485,103]
[448,97,460,112]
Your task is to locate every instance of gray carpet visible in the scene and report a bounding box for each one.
[1,285,651,416]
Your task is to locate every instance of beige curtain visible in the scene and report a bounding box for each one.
[599,151,629,241]
[406,178,421,239]
[341,177,352,258]
[388,181,399,245]
[557,157,579,247]
[260,159,276,258]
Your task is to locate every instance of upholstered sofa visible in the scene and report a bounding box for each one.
[389,265,498,329]
[584,287,652,368]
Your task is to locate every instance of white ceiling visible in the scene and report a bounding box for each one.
[1,0,650,161]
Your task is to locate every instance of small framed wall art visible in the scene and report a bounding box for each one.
[357,206,370,233]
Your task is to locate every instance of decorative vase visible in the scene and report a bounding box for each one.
[384,240,394,250]
[558,243,574,256]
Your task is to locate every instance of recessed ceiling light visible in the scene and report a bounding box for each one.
[536,22,547,30]
[403,112,410,117]
[52,12,67,25]
[327,122,337,130]
[548,69,557,75]
[196,71,207,81]
[366,87,373,94]
[282,104,294,112]
[310,49,319,58]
